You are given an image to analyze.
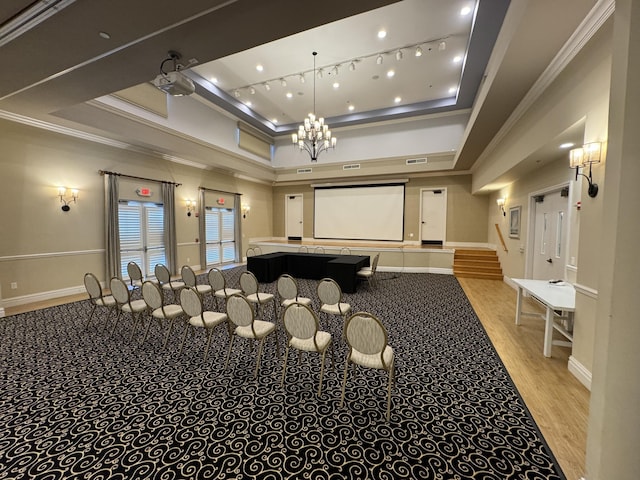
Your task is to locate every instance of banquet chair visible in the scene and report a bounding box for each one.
[298,245,308,253]
[317,278,352,327]
[277,274,312,321]
[340,247,351,255]
[356,253,380,288]
[253,246,262,255]
[340,311,395,421]
[246,247,256,257]
[127,261,144,292]
[240,270,277,321]
[208,267,242,310]
[141,280,184,347]
[155,263,186,302]
[225,294,279,378]
[181,265,212,299]
[180,286,228,361]
[281,302,334,396]
[314,246,325,254]
[83,272,117,330]
[110,277,148,340]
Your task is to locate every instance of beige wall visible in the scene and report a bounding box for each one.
[0,119,273,301]
[272,174,489,244]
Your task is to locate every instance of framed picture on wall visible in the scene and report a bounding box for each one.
[509,206,521,239]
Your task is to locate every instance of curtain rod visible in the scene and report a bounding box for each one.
[99,170,181,187]
[198,186,242,196]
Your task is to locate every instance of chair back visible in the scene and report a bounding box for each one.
[226,294,254,327]
[110,277,131,305]
[84,273,103,300]
[253,246,262,255]
[142,281,163,310]
[208,268,225,291]
[317,278,342,306]
[340,247,351,255]
[180,287,203,318]
[298,245,308,253]
[345,312,388,357]
[283,303,318,341]
[155,264,171,284]
[181,265,197,287]
[371,253,380,272]
[246,247,255,257]
[314,246,325,254]
[277,274,298,301]
[127,261,143,283]
[240,271,259,296]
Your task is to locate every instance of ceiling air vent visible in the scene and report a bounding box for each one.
[343,164,361,170]
[406,157,427,165]
[297,168,312,174]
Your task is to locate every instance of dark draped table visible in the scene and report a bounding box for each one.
[247,252,370,293]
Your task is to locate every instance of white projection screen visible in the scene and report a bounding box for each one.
[314,184,405,241]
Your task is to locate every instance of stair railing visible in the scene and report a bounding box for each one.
[495,223,508,252]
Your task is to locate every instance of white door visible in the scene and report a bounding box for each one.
[532,190,569,280]
[286,194,303,239]
[420,189,447,244]
[118,202,166,279]
[205,207,237,267]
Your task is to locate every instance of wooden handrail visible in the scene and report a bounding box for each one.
[495,223,508,252]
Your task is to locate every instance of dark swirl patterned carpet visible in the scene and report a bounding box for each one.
[0,268,565,479]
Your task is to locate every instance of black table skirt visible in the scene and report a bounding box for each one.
[247,252,369,293]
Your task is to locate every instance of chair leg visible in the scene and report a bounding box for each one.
[178,323,190,354]
[204,328,214,361]
[224,335,236,371]
[85,304,97,330]
[339,359,350,408]
[111,311,122,336]
[129,313,141,341]
[387,362,394,421]
[163,318,176,348]
[254,337,266,378]
[318,350,327,396]
[141,313,154,344]
[280,345,290,387]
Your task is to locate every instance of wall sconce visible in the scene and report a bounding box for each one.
[242,203,250,219]
[58,187,78,212]
[569,142,602,198]
[186,199,195,217]
[496,197,506,216]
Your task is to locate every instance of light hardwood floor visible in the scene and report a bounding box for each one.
[4,276,589,479]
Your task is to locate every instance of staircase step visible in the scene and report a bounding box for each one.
[454,270,504,280]
[454,259,501,267]
[455,249,496,256]
[453,249,502,280]
[454,265,503,274]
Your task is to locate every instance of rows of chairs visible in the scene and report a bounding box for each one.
[83,262,394,420]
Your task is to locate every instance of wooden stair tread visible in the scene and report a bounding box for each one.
[453,248,502,280]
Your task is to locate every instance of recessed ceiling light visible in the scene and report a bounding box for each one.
[272,118,278,124]
[378,29,387,39]
[394,96,402,103]
[99,31,110,40]
[286,92,293,99]
[256,64,264,72]
[448,87,457,94]
[560,142,574,149]
[387,69,395,78]
[245,101,252,107]
[210,77,218,84]
[460,6,472,16]
[348,105,355,111]
[453,55,462,63]
[333,82,339,89]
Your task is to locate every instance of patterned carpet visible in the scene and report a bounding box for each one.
[0,268,565,479]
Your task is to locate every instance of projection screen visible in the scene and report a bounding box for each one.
[314,184,405,241]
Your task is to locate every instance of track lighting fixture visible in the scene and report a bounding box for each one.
[376,54,383,65]
[349,61,356,71]
[396,50,403,61]
[415,46,423,57]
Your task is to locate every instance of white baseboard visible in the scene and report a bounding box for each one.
[0,307,5,318]
[1,285,87,310]
[568,355,592,391]
[386,266,453,275]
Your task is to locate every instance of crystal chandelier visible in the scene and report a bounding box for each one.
[292,52,337,162]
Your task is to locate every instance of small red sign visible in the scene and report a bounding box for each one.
[137,187,152,197]
[217,197,225,205]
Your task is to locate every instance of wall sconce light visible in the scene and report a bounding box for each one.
[569,142,602,198]
[242,203,250,219]
[186,199,195,217]
[496,197,506,216]
[58,187,78,212]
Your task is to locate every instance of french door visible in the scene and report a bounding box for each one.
[205,207,236,266]
[118,202,165,280]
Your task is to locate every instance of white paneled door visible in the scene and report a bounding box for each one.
[532,190,569,280]
[420,189,447,245]
[286,194,303,240]
[205,207,236,267]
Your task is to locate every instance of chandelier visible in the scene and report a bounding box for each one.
[292,52,337,162]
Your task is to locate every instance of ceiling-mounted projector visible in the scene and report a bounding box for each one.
[152,50,195,96]
[153,71,195,96]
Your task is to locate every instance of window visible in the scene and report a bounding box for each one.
[118,202,165,279]
[205,207,236,266]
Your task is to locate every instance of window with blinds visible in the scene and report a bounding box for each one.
[205,207,236,266]
[118,202,165,279]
